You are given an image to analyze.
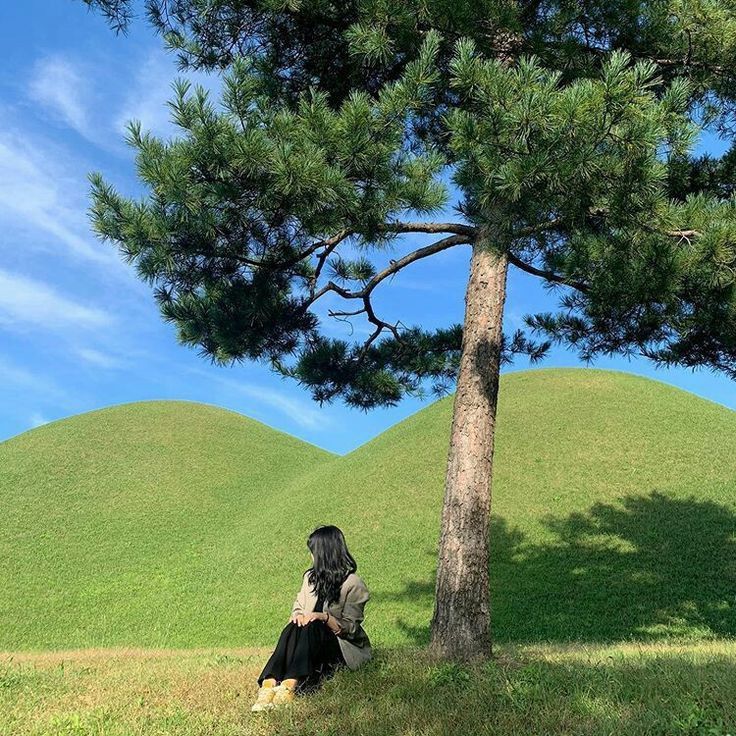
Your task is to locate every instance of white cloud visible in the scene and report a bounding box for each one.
[29,55,90,138]
[210,374,329,430]
[0,269,112,331]
[29,412,50,428]
[238,385,327,430]
[76,347,122,369]
[0,356,67,403]
[115,49,221,139]
[0,132,123,268]
[0,358,44,390]
[504,308,526,330]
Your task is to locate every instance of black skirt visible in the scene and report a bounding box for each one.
[258,598,346,693]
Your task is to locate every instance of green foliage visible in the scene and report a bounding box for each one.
[1,369,735,650]
[344,21,395,65]
[526,193,736,372]
[446,46,695,227]
[673,703,735,736]
[84,0,736,403]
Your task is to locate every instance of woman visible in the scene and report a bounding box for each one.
[250,525,372,711]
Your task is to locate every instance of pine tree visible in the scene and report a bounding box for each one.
[85,0,736,661]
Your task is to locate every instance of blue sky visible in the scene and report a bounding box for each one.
[0,1,734,454]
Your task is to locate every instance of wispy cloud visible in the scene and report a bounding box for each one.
[0,269,112,331]
[0,131,123,268]
[28,55,91,139]
[115,49,221,140]
[0,357,45,390]
[209,373,329,430]
[237,384,327,430]
[504,308,527,330]
[0,356,67,403]
[76,347,122,369]
[29,411,50,428]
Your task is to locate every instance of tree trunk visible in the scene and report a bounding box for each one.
[429,233,509,661]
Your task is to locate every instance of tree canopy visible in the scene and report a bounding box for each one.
[87,1,736,408]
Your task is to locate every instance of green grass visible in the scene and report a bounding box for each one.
[0,402,331,650]
[2,642,736,735]
[1,368,735,651]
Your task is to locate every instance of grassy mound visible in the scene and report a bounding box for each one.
[1,369,735,651]
[0,402,331,650]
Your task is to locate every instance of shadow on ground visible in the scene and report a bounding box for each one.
[299,646,736,736]
[377,490,736,644]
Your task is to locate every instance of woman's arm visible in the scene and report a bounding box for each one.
[290,572,309,622]
[330,577,370,638]
[319,610,343,634]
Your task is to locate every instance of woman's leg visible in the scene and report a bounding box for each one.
[257,622,300,685]
[273,621,323,682]
[287,622,346,694]
[259,621,345,695]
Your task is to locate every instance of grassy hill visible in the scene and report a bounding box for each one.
[0,401,332,650]
[1,368,735,651]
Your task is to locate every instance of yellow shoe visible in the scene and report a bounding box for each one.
[272,683,296,708]
[250,684,276,712]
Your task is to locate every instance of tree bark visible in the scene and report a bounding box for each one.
[429,233,509,661]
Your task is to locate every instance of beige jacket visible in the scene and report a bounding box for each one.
[291,571,372,670]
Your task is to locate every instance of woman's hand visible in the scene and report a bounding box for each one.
[295,612,328,627]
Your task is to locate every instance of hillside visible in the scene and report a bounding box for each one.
[1,369,734,651]
[0,401,333,650]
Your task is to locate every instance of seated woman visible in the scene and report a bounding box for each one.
[251,525,372,711]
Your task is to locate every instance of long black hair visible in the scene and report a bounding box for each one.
[306,525,357,604]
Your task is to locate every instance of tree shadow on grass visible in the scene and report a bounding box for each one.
[382,490,736,644]
[289,646,736,736]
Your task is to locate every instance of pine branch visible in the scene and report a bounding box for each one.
[380,221,478,237]
[507,252,590,293]
[304,232,471,358]
[307,233,471,307]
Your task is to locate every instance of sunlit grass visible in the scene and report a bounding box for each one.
[2,642,735,735]
[1,368,735,651]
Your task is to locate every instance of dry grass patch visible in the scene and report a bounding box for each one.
[2,641,736,736]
